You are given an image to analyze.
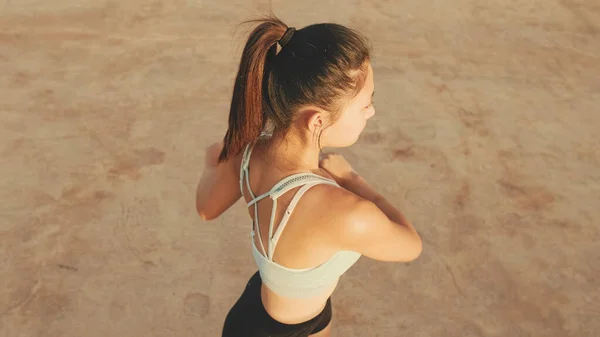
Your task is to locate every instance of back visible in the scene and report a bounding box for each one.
[240,138,356,270]
[239,137,361,323]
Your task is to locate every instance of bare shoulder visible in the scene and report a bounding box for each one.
[302,182,377,230]
[323,185,382,223]
[306,183,423,262]
[196,141,245,221]
[302,177,368,210]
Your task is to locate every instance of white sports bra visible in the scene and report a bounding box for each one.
[240,142,361,298]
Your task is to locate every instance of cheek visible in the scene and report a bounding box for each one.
[325,114,365,145]
[333,115,359,134]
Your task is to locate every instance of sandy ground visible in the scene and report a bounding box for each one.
[1,1,599,336]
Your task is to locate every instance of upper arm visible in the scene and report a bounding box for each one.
[335,192,422,262]
[195,142,243,221]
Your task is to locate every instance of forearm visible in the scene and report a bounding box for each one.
[340,173,417,234]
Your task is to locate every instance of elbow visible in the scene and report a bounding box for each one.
[196,203,216,221]
[196,192,215,221]
[197,210,217,221]
[413,237,424,260]
[197,211,210,221]
[406,234,423,262]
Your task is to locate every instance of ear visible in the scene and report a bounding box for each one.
[305,109,326,135]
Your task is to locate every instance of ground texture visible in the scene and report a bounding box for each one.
[1,1,599,336]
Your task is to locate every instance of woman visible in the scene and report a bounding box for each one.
[196,15,422,337]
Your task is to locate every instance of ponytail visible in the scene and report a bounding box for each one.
[218,17,287,163]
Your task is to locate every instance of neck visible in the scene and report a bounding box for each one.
[264,127,321,172]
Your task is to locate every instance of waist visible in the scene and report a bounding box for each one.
[261,279,338,324]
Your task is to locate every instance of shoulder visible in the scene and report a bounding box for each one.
[302,182,378,232]
[305,183,422,261]
[207,140,245,174]
[238,135,270,170]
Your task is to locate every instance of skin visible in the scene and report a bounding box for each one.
[196,63,420,335]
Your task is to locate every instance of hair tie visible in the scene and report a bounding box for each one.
[278,27,296,48]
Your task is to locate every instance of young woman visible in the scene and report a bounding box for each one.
[196,15,422,337]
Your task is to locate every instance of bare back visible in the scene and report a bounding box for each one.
[239,138,347,324]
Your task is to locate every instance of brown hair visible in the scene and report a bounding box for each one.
[218,15,371,163]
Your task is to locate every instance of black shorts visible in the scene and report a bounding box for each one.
[222,271,332,337]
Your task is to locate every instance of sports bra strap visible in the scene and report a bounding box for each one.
[242,143,254,170]
[240,143,256,199]
[267,180,338,259]
[247,173,338,207]
[239,141,342,260]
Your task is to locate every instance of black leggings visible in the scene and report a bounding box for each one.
[222,271,332,337]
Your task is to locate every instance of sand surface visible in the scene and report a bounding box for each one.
[1,1,599,336]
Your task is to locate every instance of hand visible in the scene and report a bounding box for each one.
[318,152,357,185]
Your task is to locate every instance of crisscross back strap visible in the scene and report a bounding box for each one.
[267,179,338,259]
[239,141,341,260]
